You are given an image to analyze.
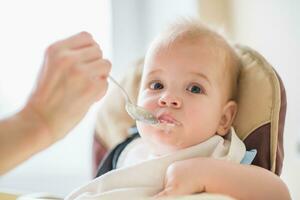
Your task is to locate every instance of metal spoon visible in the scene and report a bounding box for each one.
[108,75,159,124]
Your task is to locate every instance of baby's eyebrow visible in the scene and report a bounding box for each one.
[147,69,163,76]
[191,72,211,86]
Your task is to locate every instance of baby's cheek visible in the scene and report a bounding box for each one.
[137,94,158,111]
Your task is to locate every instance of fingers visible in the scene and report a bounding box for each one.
[47,32,98,60]
[82,59,111,79]
[72,44,103,63]
[80,58,111,101]
[30,32,112,140]
[45,32,108,73]
[57,31,95,50]
[46,32,104,67]
[93,77,109,101]
[46,32,112,97]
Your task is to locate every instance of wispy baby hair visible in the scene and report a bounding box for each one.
[147,17,242,101]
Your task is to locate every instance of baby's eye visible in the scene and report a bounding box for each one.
[149,81,164,90]
[186,84,204,94]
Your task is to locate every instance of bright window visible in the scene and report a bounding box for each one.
[0,0,111,196]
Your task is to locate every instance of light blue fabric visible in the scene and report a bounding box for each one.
[240,149,257,164]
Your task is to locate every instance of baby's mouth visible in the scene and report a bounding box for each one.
[154,114,180,134]
[157,114,181,126]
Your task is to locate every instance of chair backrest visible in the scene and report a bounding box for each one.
[93,45,286,176]
[233,45,286,175]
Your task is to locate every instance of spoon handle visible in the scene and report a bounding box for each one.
[108,75,132,103]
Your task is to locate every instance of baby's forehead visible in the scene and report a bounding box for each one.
[145,39,233,86]
[146,37,229,71]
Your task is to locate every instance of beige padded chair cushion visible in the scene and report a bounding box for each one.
[94,45,286,175]
[234,45,286,175]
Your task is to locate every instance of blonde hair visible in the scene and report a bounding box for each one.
[146,18,242,101]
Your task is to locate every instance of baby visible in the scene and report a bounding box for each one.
[136,19,240,156]
[67,19,290,200]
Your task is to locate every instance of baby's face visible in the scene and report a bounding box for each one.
[137,39,231,155]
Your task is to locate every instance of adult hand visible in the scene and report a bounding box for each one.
[26,32,111,142]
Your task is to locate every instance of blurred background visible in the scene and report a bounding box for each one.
[0,0,299,199]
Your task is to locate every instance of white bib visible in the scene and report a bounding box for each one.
[66,128,245,200]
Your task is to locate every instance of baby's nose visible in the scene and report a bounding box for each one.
[158,95,182,108]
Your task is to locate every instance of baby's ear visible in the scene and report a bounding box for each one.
[217,101,238,136]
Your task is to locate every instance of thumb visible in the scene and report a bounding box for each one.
[153,187,177,199]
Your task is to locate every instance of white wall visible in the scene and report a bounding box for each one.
[110,0,199,78]
[231,0,300,199]
[0,0,111,196]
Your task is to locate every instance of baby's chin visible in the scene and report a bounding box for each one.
[149,141,185,156]
[139,132,185,156]
[137,122,190,154]
[141,139,178,156]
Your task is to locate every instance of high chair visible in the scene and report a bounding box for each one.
[92,44,286,177]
